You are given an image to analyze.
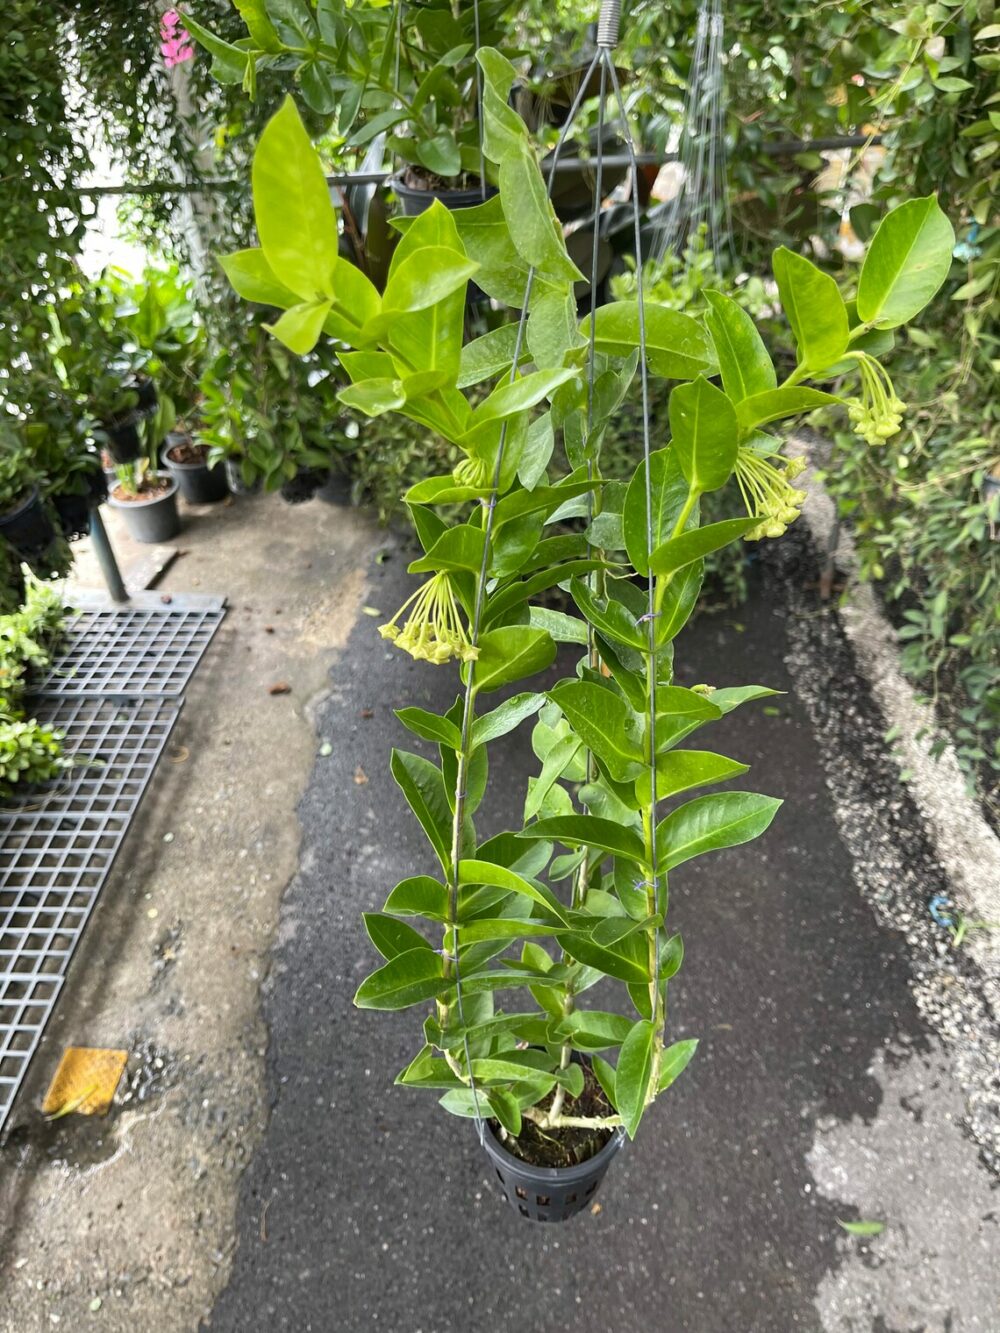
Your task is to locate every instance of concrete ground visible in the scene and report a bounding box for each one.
[0,486,997,1332]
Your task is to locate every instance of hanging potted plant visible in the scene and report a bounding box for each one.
[222,55,954,1220]
[184,0,510,211]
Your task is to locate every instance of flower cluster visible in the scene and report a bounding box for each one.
[160,10,194,69]
[379,572,478,664]
[846,353,905,446]
[734,445,808,541]
[452,455,491,488]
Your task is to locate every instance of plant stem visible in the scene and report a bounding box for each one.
[523,1106,623,1131]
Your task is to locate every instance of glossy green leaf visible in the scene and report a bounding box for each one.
[458,859,569,923]
[390,750,452,870]
[264,298,332,355]
[616,1019,656,1138]
[394,707,462,750]
[523,733,582,822]
[703,290,776,401]
[709,685,782,714]
[523,815,645,864]
[219,248,298,309]
[252,96,338,300]
[636,749,749,806]
[184,12,251,82]
[623,448,695,578]
[735,387,841,431]
[656,686,723,722]
[416,131,462,179]
[658,560,704,644]
[489,1088,522,1136]
[669,375,739,494]
[408,524,486,575]
[548,680,644,782]
[471,626,555,693]
[649,519,757,577]
[657,791,782,870]
[383,875,450,921]
[592,1054,618,1109]
[363,912,432,960]
[772,247,850,369]
[554,1010,634,1051]
[457,324,525,388]
[337,378,406,417]
[857,196,955,328]
[354,948,449,1010]
[382,247,479,313]
[656,1038,698,1092]
[499,147,582,283]
[472,693,546,748]
[582,303,717,380]
[469,367,578,427]
[560,933,649,984]
[568,578,647,651]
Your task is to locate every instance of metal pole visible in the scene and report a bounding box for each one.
[88,507,129,604]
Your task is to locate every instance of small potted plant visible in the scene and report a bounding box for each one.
[221,57,954,1220]
[107,457,180,544]
[161,425,230,504]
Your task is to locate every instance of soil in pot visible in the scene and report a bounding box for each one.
[392,167,496,215]
[162,437,230,504]
[493,1058,613,1169]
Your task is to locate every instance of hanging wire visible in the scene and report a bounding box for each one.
[448,49,604,1143]
[472,0,487,198]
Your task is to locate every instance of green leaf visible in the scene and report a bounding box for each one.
[658,561,703,644]
[499,147,582,283]
[524,733,582,822]
[252,96,339,301]
[469,368,577,428]
[655,686,723,722]
[489,1088,522,1136]
[523,815,645,864]
[390,750,452,870]
[649,519,757,577]
[638,749,748,806]
[354,948,449,1010]
[560,933,649,984]
[394,707,463,750]
[457,324,525,388]
[592,1054,618,1109]
[772,248,850,370]
[183,12,251,82]
[473,693,546,748]
[657,791,782,870]
[623,448,694,578]
[656,1038,698,1092]
[554,1010,634,1052]
[416,130,462,179]
[856,196,956,328]
[457,859,569,923]
[363,912,432,960]
[471,627,556,693]
[383,875,449,921]
[220,248,299,308]
[568,578,647,651]
[548,680,644,782]
[337,378,406,417]
[264,299,332,355]
[837,1219,885,1236]
[709,685,781,714]
[408,525,486,575]
[582,303,717,380]
[616,1019,655,1138]
[735,387,840,431]
[703,290,776,401]
[669,376,739,494]
[382,247,479,313]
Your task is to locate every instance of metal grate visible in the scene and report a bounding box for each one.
[1,592,225,1135]
[32,595,225,698]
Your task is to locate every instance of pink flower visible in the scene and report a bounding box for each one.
[160,9,194,68]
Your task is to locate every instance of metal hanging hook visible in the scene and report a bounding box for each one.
[597,0,621,49]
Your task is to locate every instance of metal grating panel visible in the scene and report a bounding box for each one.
[0,697,182,1130]
[1,592,225,1135]
[32,599,225,699]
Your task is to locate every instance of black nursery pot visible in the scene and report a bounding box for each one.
[108,479,180,544]
[53,470,108,541]
[0,487,57,557]
[103,412,144,465]
[316,467,353,506]
[391,173,497,217]
[161,438,230,504]
[482,1122,626,1223]
[224,456,261,496]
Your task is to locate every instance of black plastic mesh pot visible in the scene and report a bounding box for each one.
[482,1121,625,1223]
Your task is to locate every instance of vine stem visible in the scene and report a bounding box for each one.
[523,1107,623,1131]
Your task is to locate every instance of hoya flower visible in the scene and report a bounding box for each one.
[734,444,807,541]
[845,353,905,446]
[452,455,491,488]
[379,572,478,665]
